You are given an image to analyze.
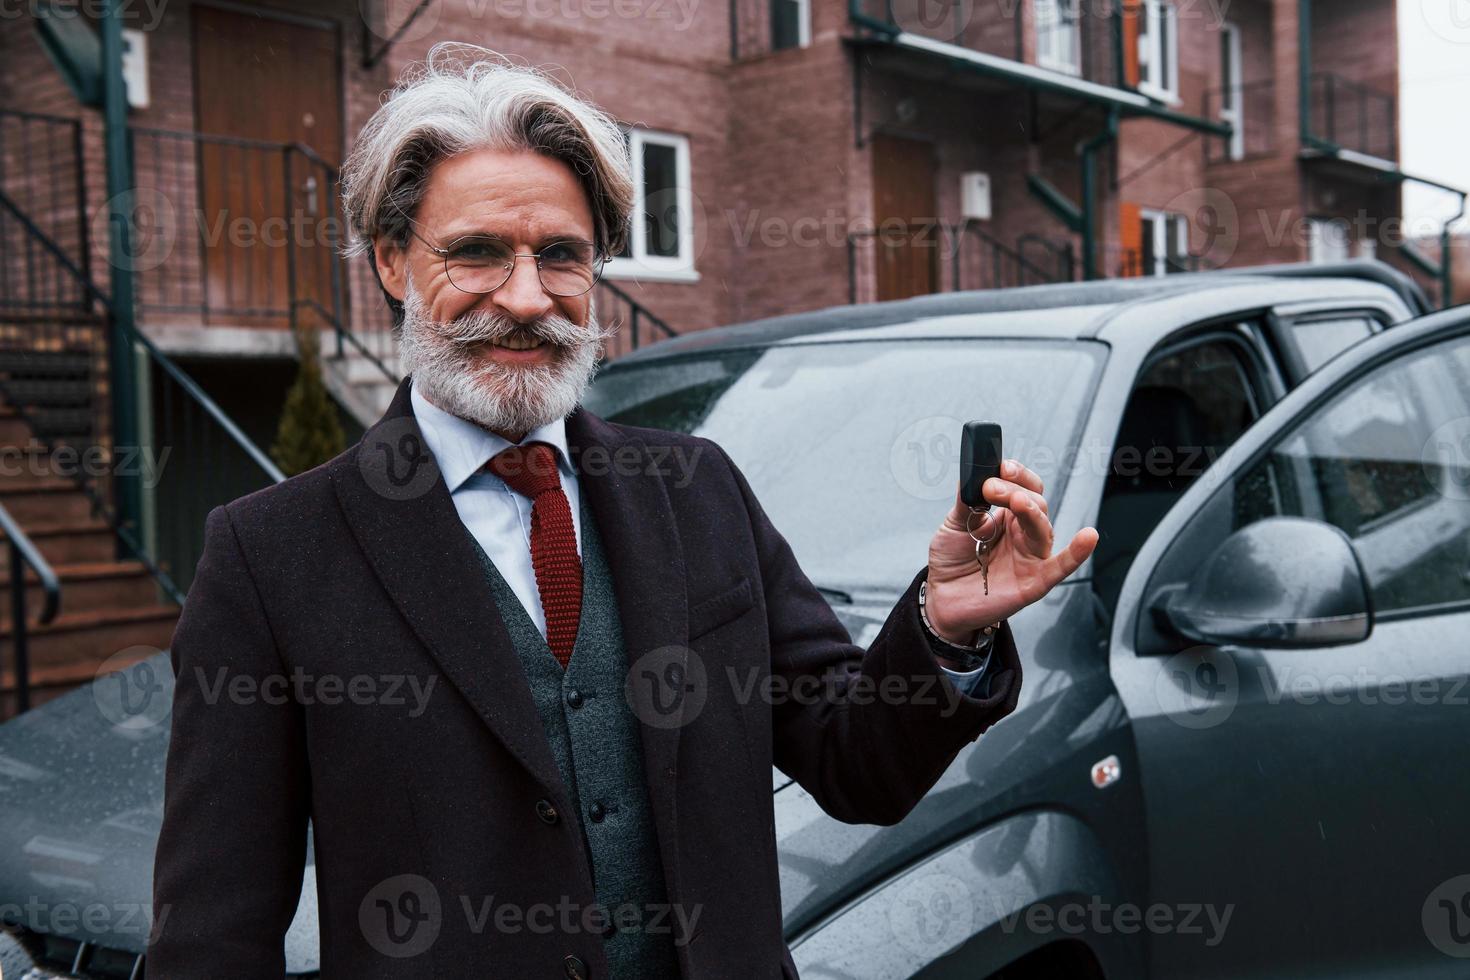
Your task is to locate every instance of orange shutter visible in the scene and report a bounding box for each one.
[1119,202,1143,278]
[1121,1,1141,88]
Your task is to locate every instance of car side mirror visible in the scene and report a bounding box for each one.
[1153,517,1372,648]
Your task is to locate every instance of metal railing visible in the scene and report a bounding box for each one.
[0,110,91,318]
[0,501,60,717]
[0,184,285,605]
[1203,79,1276,163]
[849,0,1129,92]
[1307,72,1397,161]
[847,221,1071,304]
[1103,243,1218,278]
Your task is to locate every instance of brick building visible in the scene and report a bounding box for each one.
[0,0,1449,702]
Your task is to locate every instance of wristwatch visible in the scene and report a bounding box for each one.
[917,578,999,672]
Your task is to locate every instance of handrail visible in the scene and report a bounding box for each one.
[0,502,61,715]
[293,297,398,384]
[598,280,677,341]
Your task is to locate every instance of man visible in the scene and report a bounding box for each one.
[147,45,1098,979]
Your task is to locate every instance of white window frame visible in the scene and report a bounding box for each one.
[771,0,811,50]
[1035,0,1082,76]
[1307,217,1352,265]
[1141,208,1189,277]
[1219,21,1244,161]
[1137,0,1180,104]
[606,128,698,283]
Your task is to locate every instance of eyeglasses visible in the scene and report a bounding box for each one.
[400,222,606,298]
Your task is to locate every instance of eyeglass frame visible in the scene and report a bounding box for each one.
[389,204,607,298]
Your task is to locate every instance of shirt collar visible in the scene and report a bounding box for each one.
[409,381,572,494]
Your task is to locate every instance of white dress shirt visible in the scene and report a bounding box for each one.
[410,385,989,692]
[411,384,581,643]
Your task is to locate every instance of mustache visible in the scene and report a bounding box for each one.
[434,307,611,350]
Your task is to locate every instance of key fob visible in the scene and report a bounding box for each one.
[960,421,1003,510]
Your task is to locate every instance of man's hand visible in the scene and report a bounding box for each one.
[924,459,1098,643]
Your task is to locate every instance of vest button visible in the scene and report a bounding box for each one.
[588,801,606,823]
[563,953,589,979]
[535,799,559,825]
[565,689,584,709]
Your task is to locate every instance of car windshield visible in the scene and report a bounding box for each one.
[584,339,1103,593]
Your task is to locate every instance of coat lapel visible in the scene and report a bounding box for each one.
[564,402,691,911]
[331,376,564,794]
[331,376,692,894]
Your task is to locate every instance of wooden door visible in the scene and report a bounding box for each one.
[193,5,342,325]
[871,134,938,302]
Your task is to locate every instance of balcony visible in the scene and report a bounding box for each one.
[1305,72,1397,164]
[849,0,1134,101]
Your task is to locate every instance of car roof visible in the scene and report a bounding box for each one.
[609,261,1424,365]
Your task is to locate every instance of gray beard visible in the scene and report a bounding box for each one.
[398,280,615,437]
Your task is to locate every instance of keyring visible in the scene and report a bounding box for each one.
[965,506,1001,547]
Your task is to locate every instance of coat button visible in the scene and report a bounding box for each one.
[536,799,559,825]
[588,801,605,823]
[566,689,583,709]
[563,953,589,979]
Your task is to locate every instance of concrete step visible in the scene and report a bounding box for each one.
[0,519,117,565]
[0,479,96,523]
[0,642,162,716]
[0,560,162,627]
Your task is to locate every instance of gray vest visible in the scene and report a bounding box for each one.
[466,492,682,980]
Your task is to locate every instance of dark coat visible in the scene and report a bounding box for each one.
[147,376,1022,979]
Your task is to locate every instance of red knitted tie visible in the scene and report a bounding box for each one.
[486,442,582,669]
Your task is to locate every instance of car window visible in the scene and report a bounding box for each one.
[1290,314,1376,373]
[583,340,1103,593]
[1147,334,1470,621]
[1093,333,1265,613]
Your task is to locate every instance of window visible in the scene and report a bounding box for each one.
[1036,0,1082,75]
[608,129,696,281]
[1138,0,1179,101]
[1154,335,1470,618]
[1141,209,1189,276]
[1290,314,1375,373]
[1218,22,1244,160]
[1093,334,1266,611]
[771,0,810,50]
[1307,217,1352,264]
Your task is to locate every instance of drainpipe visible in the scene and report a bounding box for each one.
[1299,0,1312,147]
[1081,109,1120,281]
[101,0,141,552]
[1439,193,1466,310]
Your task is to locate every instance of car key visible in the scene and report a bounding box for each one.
[960,421,1003,510]
[961,421,1003,595]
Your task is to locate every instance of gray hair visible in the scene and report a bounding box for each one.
[340,43,634,262]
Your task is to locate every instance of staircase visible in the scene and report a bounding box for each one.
[0,341,177,714]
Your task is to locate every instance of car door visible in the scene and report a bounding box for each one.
[1108,306,1470,978]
